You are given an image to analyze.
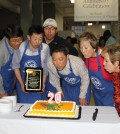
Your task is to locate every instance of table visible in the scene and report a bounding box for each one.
[0,103,120,134]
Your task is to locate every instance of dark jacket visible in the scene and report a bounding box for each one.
[43,35,78,56]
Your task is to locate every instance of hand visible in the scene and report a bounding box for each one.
[42,83,45,92]
[21,84,27,93]
[0,92,8,98]
[61,91,64,98]
[37,83,45,94]
[79,98,88,106]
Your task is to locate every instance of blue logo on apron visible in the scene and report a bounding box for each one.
[91,75,105,90]
[24,60,37,68]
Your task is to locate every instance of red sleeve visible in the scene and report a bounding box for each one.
[84,55,112,81]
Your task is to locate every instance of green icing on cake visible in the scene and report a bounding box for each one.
[47,103,63,110]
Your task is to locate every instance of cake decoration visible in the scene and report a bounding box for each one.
[48,91,61,104]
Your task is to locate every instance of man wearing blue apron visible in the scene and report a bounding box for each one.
[88,52,114,106]
[57,60,90,105]
[16,42,44,103]
[12,25,50,103]
[47,44,90,105]
[0,25,23,97]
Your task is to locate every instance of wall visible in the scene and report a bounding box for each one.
[0,8,20,30]
[86,23,111,38]
[55,10,63,31]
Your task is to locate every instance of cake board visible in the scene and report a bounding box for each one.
[23,106,81,120]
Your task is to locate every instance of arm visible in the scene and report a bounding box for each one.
[41,44,50,89]
[12,48,25,92]
[79,61,90,105]
[71,56,90,105]
[0,41,8,96]
[14,68,25,92]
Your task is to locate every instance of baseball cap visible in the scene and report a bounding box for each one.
[43,18,57,28]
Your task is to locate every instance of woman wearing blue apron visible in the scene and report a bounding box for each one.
[1,40,15,96]
[88,52,114,106]
[16,42,46,103]
[79,32,114,106]
[57,60,91,105]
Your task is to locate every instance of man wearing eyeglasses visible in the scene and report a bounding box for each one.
[0,25,23,98]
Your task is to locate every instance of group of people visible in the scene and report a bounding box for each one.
[0,18,120,116]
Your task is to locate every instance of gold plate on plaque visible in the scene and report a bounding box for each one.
[25,68,43,92]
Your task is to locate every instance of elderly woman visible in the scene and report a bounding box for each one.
[102,43,120,116]
[79,32,114,106]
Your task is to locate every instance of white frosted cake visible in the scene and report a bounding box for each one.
[27,100,77,118]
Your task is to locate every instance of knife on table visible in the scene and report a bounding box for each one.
[92,108,98,121]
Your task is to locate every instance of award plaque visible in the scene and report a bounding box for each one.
[25,68,43,92]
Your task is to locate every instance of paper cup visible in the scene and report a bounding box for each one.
[2,96,17,107]
[0,99,13,113]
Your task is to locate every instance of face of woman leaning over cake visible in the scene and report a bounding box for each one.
[80,40,96,58]
[103,52,120,73]
[52,52,68,71]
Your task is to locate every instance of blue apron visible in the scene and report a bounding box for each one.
[88,52,114,106]
[45,75,57,94]
[0,40,15,95]
[16,42,46,103]
[57,59,90,105]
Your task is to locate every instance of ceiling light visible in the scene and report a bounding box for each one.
[102,25,106,29]
[88,23,93,26]
[70,0,75,3]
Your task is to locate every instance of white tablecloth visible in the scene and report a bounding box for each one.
[0,103,120,134]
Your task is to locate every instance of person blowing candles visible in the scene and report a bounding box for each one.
[47,44,90,105]
[102,43,120,116]
[79,32,114,106]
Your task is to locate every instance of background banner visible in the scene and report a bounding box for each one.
[74,0,118,21]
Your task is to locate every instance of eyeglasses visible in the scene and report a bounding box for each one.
[44,27,56,31]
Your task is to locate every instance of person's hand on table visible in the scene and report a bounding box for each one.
[0,92,8,98]
[21,83,28,93]
[79,98,88,106]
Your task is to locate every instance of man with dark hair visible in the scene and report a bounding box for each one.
[0,24,23,97]
[47,44,90,105]
[43,18,78,56]
[12,25,50,103]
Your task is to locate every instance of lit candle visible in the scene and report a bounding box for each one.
[48,91,54,104]
[55,92,61,103]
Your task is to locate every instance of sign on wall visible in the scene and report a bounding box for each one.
[74,0,118,21]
